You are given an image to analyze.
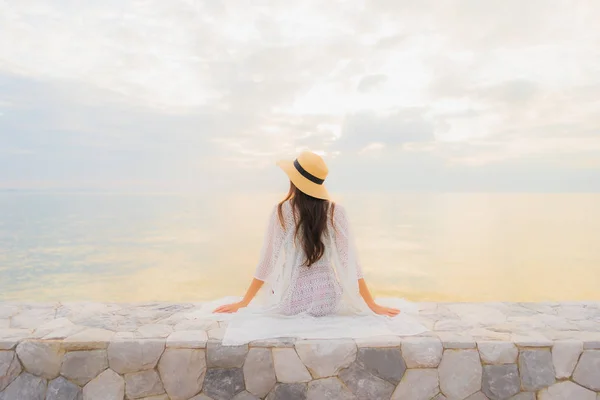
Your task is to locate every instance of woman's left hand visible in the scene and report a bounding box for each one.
[369,303,401,317]
[214,302,246,313]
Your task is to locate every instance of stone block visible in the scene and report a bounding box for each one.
[307,377,354,400]
[438,349,482,400]
[295,340,356,378]
[157,348,206,400]
[272,348,311,383]
[166,330,208,348]
[203,368,245,400]
[46,377,82,400]
[266,383,307,400]
[482,364,520,400]
[552,340,583,378]
[572,350,600,391]
[478,341,518,364]
[82,368,124,400]
[356,347,406,384]
[125,369,165,399]
[391,368,438,400]
[538,381,596,400]
[207,342,248,368]
[62,328,115,350]
[137,324,173,338]
[339,362,394,400]
[0,372,46,400]
[243,348,276,398]
[16,340,64,379]
[232,391,260,400]
[518,349,556,391]
[0,350,22,391]
[60,350,108,386]
[107,338,165,374]
[508,394,535,400]
[400,337,443,368]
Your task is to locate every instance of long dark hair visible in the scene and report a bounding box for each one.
[277,182,335,267]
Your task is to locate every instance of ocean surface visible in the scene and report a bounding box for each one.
[1,192,599,303]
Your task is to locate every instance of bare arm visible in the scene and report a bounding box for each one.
[214,278,264,313]
[359,278,400,316]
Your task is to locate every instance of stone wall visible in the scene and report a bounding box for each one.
[1,302,599,399]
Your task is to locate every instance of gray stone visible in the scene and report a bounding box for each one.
[10,308,55,329]
[243,348,276,398]
[125,370,165,399]
[107,338,165,373]
[354,336,402,348]
[518,349,556,391]
[62,328,115,350]
[203,368,245,400]
[339,362,395,400]
[437,332,476,349]
[0,372,46,400]
[0,350,22,391]
[46,377,83,400]
[438,349,482,400]
[44,325,87,341]
[356,347,406,384]
[60,350,108,386]
[552,340,583,378]
[189,394,214,400]
[465,393,490,400]
[295,340,356,378]
[478,342,518,364]
[433,395,448,400]
[157,348,206,400]
[250,338,296,348]
[0,306,19,319]
[390,368,438,400]
[512,332,553,347]
[482,364,520,400]
[174,319,218,331]
[400,337,443,368]
[538,381,596,400]
[166,330,208,348]
[573,350,600,391]
[207,342,248,368]
[16,340,65,379]
[138,396,169,400]
[272,348,311,383]
[509,394,535,400]
[307,378,355,400]
[207,327,225,340]
[0,328,32,350]
[232,391,259,400]
[137,324,173,338]
[82,368,124,400]
[266,383,307,400]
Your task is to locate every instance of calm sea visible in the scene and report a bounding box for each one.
[1,192,599,303]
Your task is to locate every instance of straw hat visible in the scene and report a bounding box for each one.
[277,151,330,200]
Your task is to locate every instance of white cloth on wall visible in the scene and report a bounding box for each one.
[187,202,428,345]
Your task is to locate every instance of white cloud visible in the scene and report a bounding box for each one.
[0,0,599,190]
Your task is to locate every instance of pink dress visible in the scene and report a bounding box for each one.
[253,201,363,317]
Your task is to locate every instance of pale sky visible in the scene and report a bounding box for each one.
[1,0,599,192]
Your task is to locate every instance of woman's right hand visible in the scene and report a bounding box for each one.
[213,302,246,313]
[369,303,401,317]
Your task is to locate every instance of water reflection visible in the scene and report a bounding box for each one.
[1,192,599,302]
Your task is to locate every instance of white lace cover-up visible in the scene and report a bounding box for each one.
[253,201,360,317]
[188,201,428,345]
